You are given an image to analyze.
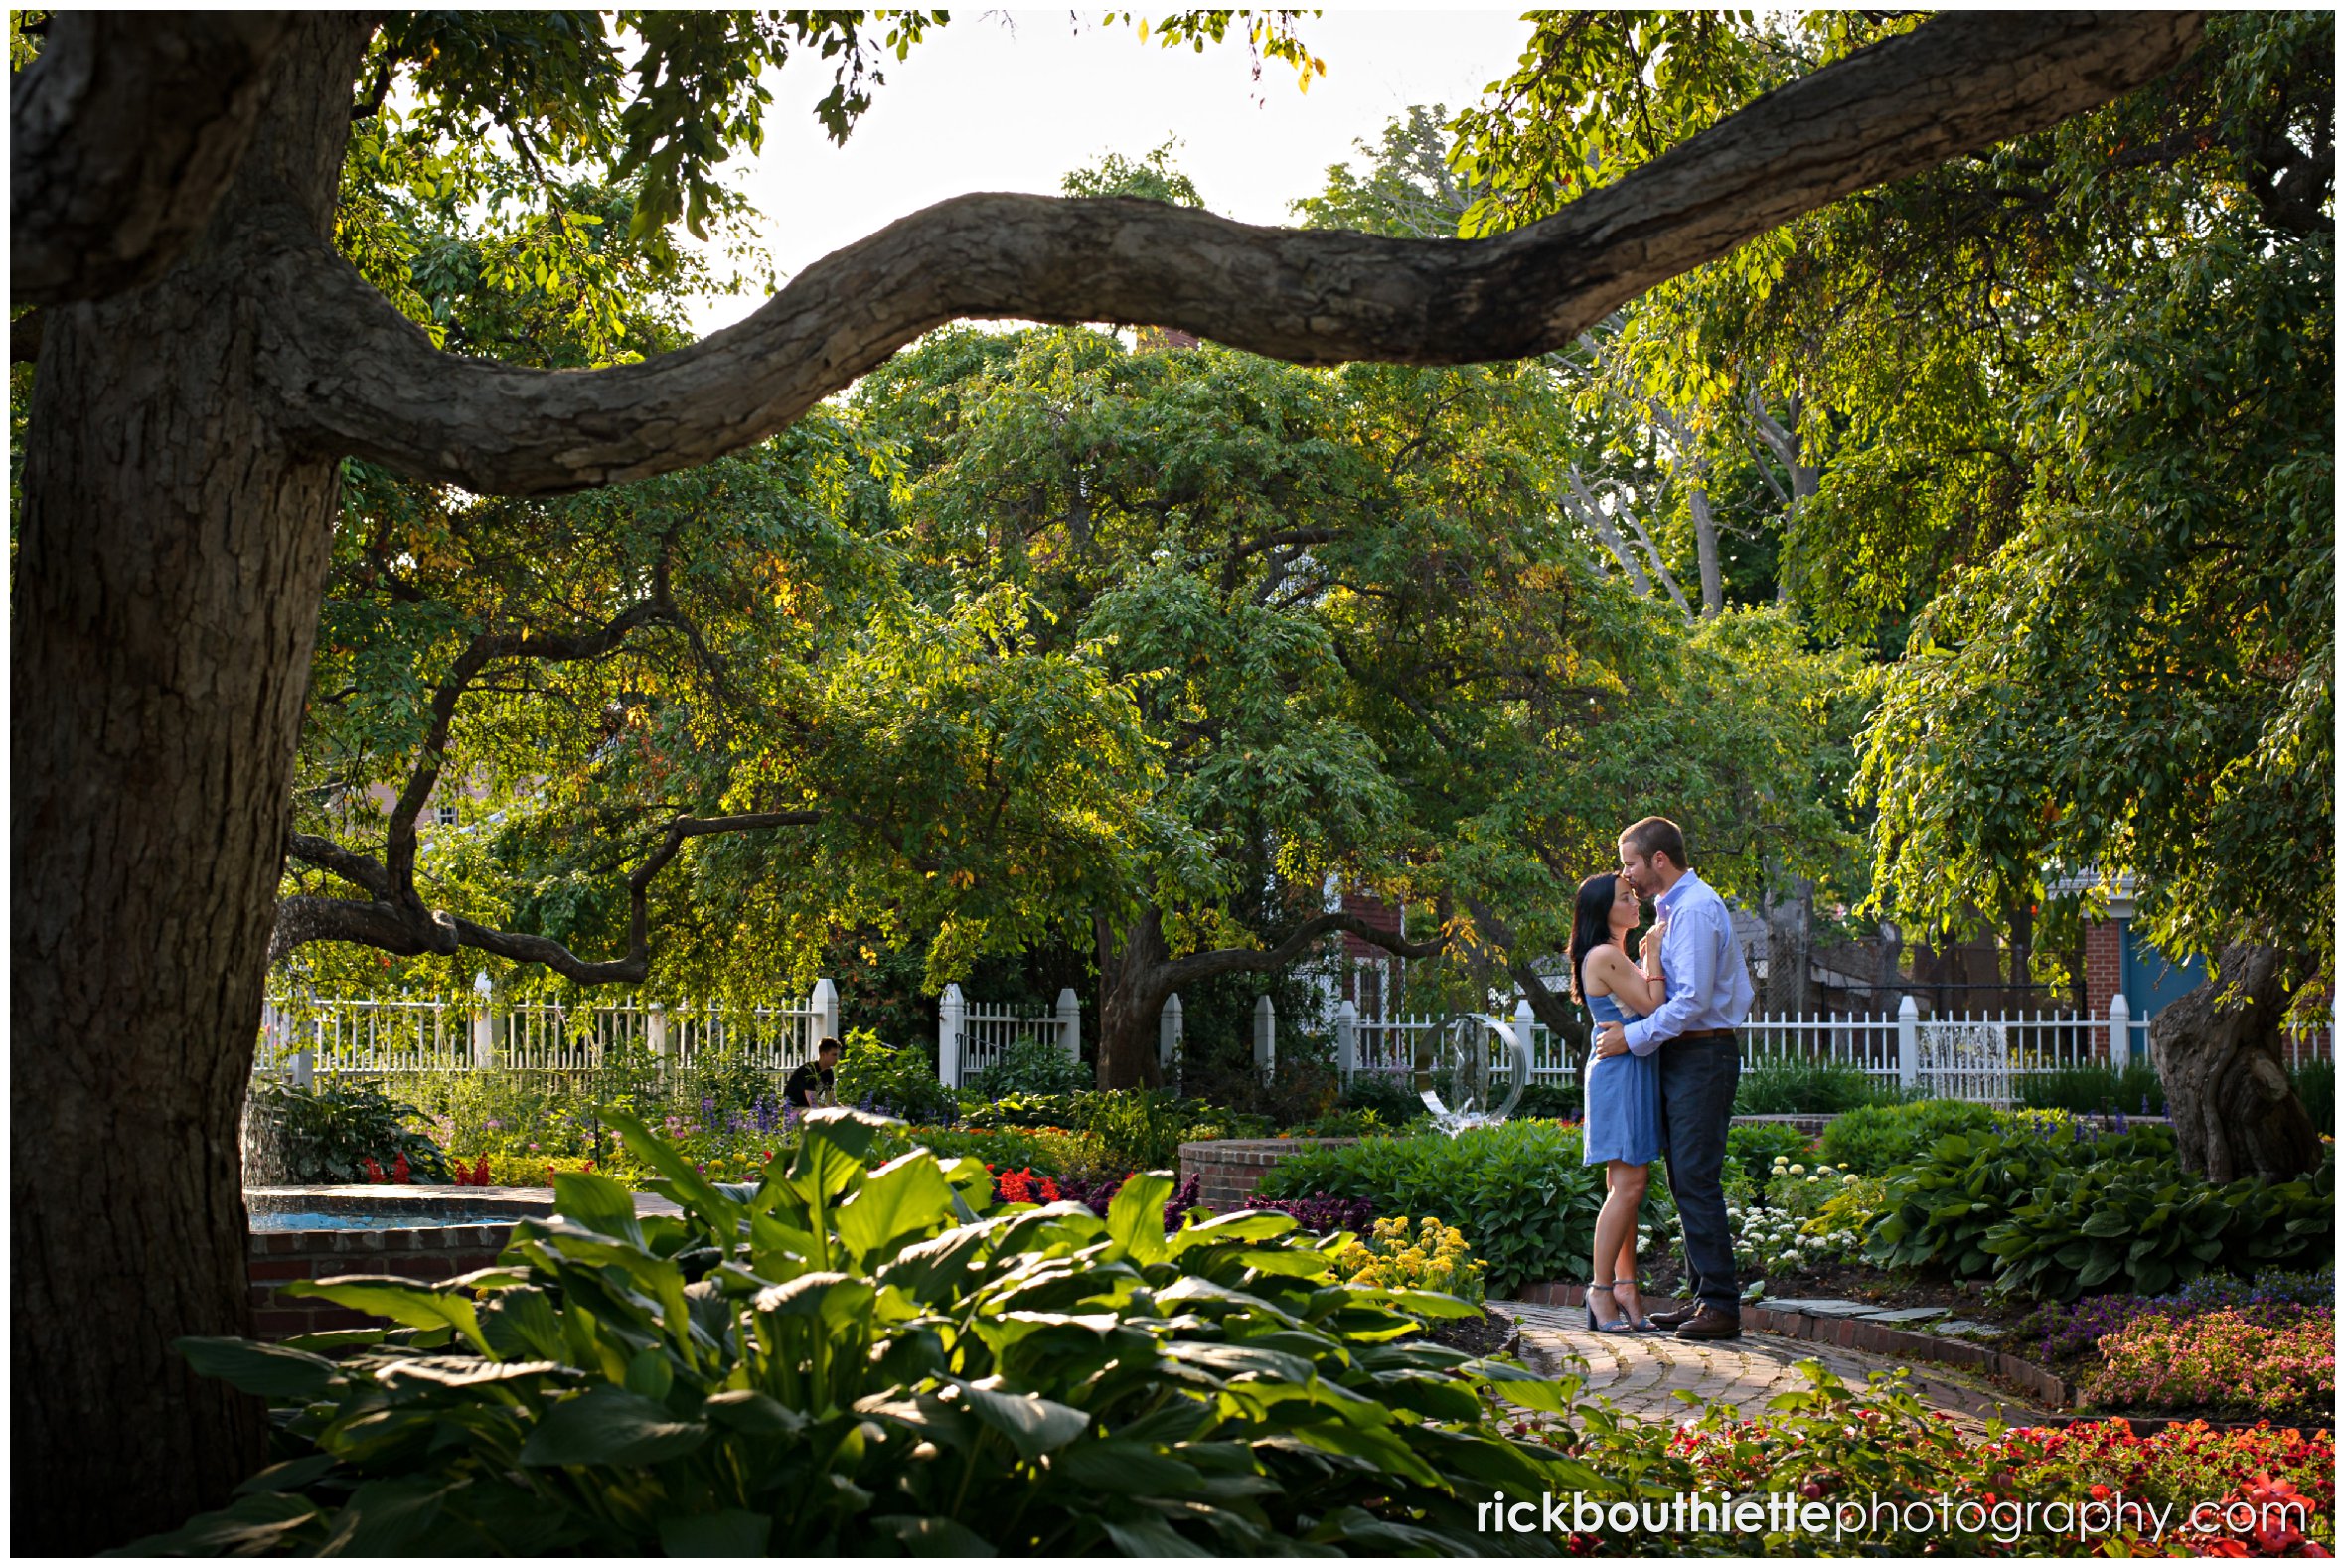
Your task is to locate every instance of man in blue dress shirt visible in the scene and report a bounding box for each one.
[1593,815,1756,1340]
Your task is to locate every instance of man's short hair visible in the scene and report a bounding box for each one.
[816,1035,843,1056]
[1621,816,1688,870]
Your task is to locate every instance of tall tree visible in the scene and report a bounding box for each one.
[10,11,2201,1546]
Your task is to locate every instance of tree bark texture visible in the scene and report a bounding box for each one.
[9,17,368,1554]
[11,11,295,306]
[1688,482,1723,618]
[2147,943,2323,1183]
[254,12,2200,499]
[1096,911,1178,1092]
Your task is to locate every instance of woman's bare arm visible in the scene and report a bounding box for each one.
[1592,946,1666,1017]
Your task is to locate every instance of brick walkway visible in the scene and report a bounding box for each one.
[1494,1299,2055,1434]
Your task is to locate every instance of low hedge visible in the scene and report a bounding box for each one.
[1253,1121,1678,1297]
[1815,1098,1998,1176]
[1859,1124,2334,1299]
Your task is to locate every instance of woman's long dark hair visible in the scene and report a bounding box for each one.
[1568,873,1618,1003]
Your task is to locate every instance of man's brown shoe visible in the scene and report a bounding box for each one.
[1647,1302,1702,1330]
[1674,1304,1743,1340]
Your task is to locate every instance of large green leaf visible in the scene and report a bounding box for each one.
[279,1277,489,1355]
[518,1385,710,1467]
[869,1514,998,1555]
[703,1388,809,1436]
[109,1490,323,1555]
[551,1169,644,1245]
[175,1336,339,1400]
[949,1376,1091,1461]
[753,1271,875,1332]
[603,1104,744,1238]
[1055,1439,1209,1495]
[317,1478,457,1556]
[477,1284,569,1362]
[1097,1513,1211,1556]
[1105,1173,1174,1265]
[658,1509,772,1556]
[836,1152,960,1264]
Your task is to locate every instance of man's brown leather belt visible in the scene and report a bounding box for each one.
[1674,1028,1739,1041]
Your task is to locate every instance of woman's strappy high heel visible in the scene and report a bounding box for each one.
[1615,1279,1656,1332]
[1585,1280,1637,1333]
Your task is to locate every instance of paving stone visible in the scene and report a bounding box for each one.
[1762,1298,1878,1318]
[1488,1299,2052,1436]
[1931,1319,2001,1336]
[1861,1306,1954,1323]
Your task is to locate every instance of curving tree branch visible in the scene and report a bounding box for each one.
[274,809,825,979]
[258,12,2202,498]
[12,11,297,306]
[1166,909,1446,989]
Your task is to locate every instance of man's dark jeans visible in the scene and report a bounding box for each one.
[1657,1035,1741,1315]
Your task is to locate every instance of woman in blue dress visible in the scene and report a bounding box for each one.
[1572,871,1668,1333]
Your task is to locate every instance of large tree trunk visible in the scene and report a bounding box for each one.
[2148,942,2323,1183]
[9,18,365,1553]
[1096,910,1175,1091]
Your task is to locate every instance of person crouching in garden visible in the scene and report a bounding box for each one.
[785,1035,842,1110]
[1572,871,1668,1332]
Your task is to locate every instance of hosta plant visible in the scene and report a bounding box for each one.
[139,1108,1604,1554]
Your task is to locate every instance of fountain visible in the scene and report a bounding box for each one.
[1414,1013,1532,1134]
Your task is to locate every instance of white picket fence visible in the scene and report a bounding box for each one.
[255,981,841,1083]
[1335,992,2335,1107]
[935,984,1080,1088]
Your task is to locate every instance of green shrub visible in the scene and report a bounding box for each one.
[1257,1122,1652,1297]
[1282,1106,1422,1139]
[1860,1124,2333,1300]
[2018,1061,2166,1116]
[1185,1050,1343,1129]
[1337,1067,1422,1124]
[835,1028,956,1125]
[1817,1098,1998,1176]
[2292,1059,2333,1131]
[150,1107,1589,1554]
[242,1078,449,1184]
[967,1033,1090,1099]
[1726,1121,1814,1188]
[1070,1089,1196,1174]
[959,1090,1083,1130]
[1511,1081,1583,1122]
[1733,1059,1891,1115]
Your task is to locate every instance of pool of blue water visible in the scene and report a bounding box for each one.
[249,1210,504,1232]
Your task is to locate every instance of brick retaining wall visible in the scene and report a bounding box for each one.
[1176,1139,1359,1212]
[247,1221,517,1339]
[240,1185,679,1341]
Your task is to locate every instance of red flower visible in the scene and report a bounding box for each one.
[362,1157,386,1183]
[391,1151,410,1184]
[2090,1485,2110,1501]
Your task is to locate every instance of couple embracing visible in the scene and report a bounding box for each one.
[1569,816,1754,1340]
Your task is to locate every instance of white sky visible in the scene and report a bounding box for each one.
[686,9,1538,336]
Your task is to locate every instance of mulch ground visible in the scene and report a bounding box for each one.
[1429,1306,1515,1357]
